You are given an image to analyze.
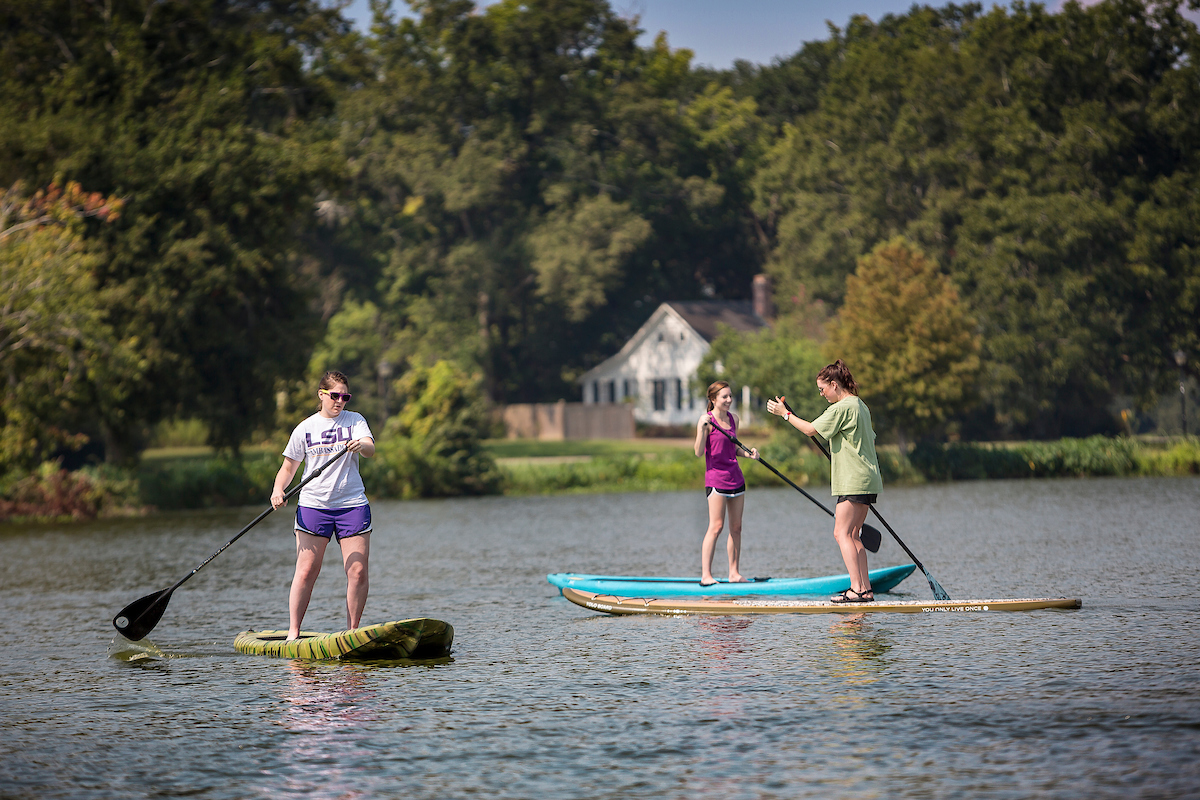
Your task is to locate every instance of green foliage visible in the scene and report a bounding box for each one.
[4,0,1198,460]
[0,182,133,468]
[334,0,768,403]
[696,321,827,421]
[369,361,501,498]
[754,0,1200,438]
[136,452,280,510]
[827,238,981,444]
[0,0,350,459]
[1132,440,1200,476]
[909,436,1141,480]
[0,461,143,522]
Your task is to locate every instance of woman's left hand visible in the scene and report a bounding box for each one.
[749,447,759,460]
[766,397,784,416]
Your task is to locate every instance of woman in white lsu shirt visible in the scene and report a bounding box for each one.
[271,370,375,639]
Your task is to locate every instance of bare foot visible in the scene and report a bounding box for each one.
[700,575,718,587]
[729,574,750,583]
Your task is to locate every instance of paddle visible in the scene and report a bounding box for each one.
[781,398,951,601]
[112,446,353,640]
[704,414,880,553]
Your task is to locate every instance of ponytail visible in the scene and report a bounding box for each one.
[817,360,858,395]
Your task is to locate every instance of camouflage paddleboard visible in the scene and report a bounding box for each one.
[234,618,453,660]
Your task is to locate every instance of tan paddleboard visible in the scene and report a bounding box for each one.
[562,587,1081,616]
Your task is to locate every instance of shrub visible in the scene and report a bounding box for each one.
[368,361,501,499]
[137,453,279,509]
[0,461,143,522]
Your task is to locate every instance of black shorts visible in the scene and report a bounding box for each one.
[706,483,746,498]
[836,494,877,505]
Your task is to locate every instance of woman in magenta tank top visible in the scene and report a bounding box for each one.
[693,381,759,586]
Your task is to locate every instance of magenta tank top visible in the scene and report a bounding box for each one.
[705,413,744,490]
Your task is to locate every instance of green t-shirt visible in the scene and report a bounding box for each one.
[811,395,883,496]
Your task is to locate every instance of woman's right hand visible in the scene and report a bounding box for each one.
[766,397,785,417]
[271,490,286,510]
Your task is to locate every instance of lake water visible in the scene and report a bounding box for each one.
[2,476,1199,799]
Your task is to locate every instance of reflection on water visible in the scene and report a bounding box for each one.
[271,663,380,800]
[695,616,755,662]
[814,613,894,694]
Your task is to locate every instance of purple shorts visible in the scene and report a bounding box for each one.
[295,505,372,540]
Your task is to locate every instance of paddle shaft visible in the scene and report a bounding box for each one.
[169,446,351,592]
[114,446,352,636]
[781,398,951,601]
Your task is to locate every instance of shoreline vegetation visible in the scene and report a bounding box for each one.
[1,435,1197,524]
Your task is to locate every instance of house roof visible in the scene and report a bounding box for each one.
[578,300,767,383]
[664,301,765,342]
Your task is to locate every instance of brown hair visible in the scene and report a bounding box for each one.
[817,360,858,395]
[317,370,350,408]
[706,380,730,412]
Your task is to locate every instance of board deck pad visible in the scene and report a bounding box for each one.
[548,564,916,598]
[234,618,453,660]
[562,587,1082,616]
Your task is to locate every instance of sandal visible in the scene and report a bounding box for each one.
[830,588,874,604]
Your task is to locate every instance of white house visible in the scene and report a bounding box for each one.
[578,297,768,427]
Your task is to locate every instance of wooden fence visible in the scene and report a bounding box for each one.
[499,401,635,440]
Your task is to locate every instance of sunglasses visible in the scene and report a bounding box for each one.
[321,390,352,402]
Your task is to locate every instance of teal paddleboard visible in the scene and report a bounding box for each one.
[547,564,916,598]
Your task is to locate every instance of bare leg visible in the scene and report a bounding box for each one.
[701,493,728,584]
[833,501,872,595]
[337,532,371,630]
[725,494,747,582]
[289,531,331,639]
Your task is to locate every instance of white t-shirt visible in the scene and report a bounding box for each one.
[283,410,373,509]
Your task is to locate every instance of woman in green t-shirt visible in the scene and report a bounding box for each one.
[766,360,883,603]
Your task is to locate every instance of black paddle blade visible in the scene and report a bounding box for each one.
[925,571,952,601]
[861,524,882,553]
[113,588,174,641]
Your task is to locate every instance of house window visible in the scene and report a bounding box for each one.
[592,381,600,403]
[606,380,616,403]
[674,378,683,410]
[652,380,666,411]
[623,379,636,398]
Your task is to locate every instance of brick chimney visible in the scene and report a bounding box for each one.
[752,274,774,320]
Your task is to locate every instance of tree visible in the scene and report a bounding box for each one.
[333,1,770,405]
[370,361,500,499]
[0,182,130,469]
[0,0,352,459]
[752,0,1200,438]
[826,238,981,450]
[695,321,828,422]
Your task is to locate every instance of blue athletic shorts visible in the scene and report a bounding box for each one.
[295,505,372,540]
